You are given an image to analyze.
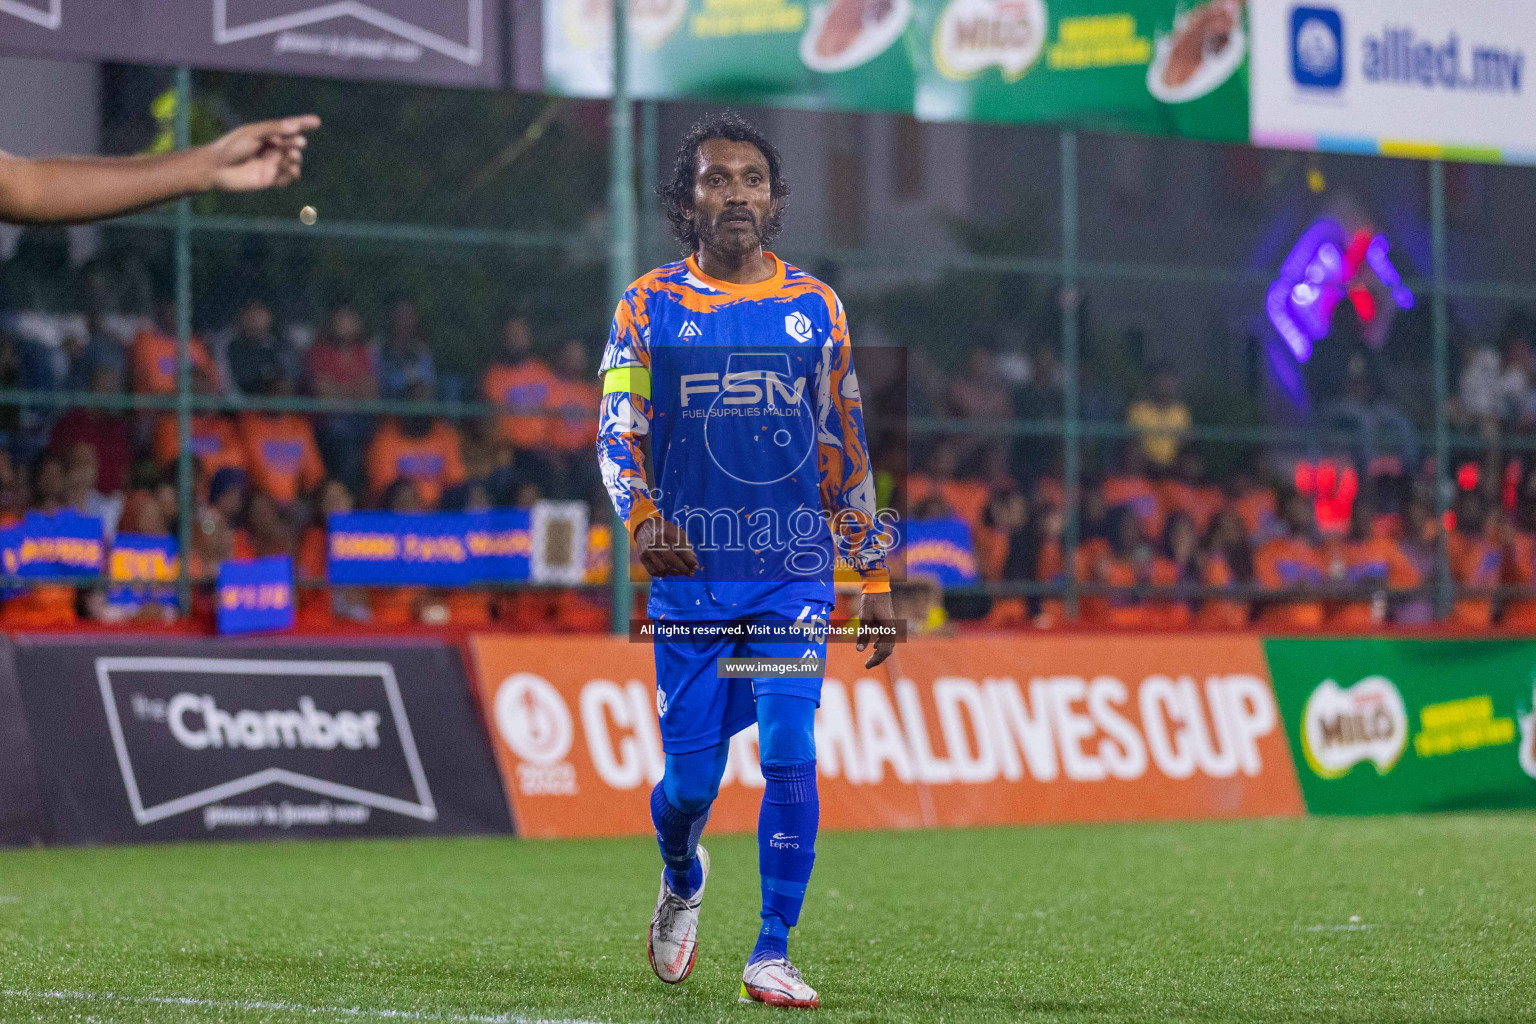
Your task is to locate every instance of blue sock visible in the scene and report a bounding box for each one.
[650,783,708,899]
[753,759,818,964]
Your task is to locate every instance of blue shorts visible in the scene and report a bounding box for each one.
[652,601,831,755]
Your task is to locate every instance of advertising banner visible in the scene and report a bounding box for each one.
[328,512,474,587]
[0,1,502,89]
[469,633,1304,838]
[542,0,1250,140]
[0,637,48,846]
[12,638,512,843]
[1265,638,1536,815]
[1250,0,1535,165]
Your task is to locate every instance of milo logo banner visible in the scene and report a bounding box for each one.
[541,0,1249,142]
[1265,639,1536,815]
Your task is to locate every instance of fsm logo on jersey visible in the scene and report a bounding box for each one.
[1291,5,1343,89]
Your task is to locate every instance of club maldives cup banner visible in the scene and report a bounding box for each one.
[469,634,1304,837]
[1249,0,1534,165]
[1264,638,1536,815]
[542,0,1251,141]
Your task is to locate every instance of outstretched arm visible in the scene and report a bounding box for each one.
[0,115,320,225]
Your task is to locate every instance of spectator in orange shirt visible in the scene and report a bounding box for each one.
[151,364,246,485]
[366,379,466,509]
[1102,444,1163,540]
[307,304,379,493]
[1327,499,1422,631]
[131,300,213,395]
[1196,507,1252,629]
[239,372,325,507]
[1447,490,1505,628]
[482,314,557,453]
[1254,491,1328,629]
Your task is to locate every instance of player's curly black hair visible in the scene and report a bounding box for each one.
[658,112,790,254]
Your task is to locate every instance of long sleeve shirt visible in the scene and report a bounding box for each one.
[597,252,889,620]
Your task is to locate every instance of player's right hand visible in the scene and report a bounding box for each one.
[635,517,699,577]
[206,115,321,192]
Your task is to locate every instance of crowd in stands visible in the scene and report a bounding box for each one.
[895,310,1536,632]
[2,230,1534,634]
[0,272,606,630]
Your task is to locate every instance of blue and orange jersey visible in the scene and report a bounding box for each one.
[597,253,888,620]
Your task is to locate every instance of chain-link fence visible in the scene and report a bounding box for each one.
[2,60,1534,633]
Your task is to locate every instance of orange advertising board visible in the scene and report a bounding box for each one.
[467,634,1305,838]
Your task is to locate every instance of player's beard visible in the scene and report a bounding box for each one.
[696,209,765,259]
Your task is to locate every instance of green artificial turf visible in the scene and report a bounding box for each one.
[0,813,1532,1023]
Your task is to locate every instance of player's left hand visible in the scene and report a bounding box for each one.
[856,590,897,669]
[205,115,321,192]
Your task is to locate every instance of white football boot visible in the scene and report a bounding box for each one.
[647,845,709,983]
[740,956,820,1009]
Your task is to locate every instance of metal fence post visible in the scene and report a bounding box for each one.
[608,0,636,635]
[174,66,194,613]
[1430,159,1452,619]
[640,100,660,265]
[1060,129,1081,622]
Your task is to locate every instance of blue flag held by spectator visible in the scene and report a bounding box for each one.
[218,556,295,635]
[902,518,979,588]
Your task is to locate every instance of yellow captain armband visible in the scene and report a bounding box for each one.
[602,366,651,398]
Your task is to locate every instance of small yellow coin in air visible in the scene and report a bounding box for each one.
[299,205,318,225]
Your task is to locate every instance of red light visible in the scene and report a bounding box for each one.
[1345,229,1373,274]
[1457,463,1479,491]
[1316,461,1338,496]
[1294,462,1315,494]
[1348,285,1377,322]
[1443,511,1457,532]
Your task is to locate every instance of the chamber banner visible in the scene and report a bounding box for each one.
[11,637,513,843]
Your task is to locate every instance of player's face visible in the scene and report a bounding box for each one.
[690,139,774,258]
